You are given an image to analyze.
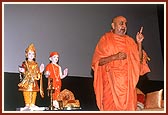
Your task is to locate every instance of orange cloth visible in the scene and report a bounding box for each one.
[45,63,62,100]
[91,32,150,111]
[23,91,37,105]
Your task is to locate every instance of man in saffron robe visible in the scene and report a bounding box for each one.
[45,52,68,108]
[91,16,150,111]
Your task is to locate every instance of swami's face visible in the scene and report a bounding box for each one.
[112,16,127,36]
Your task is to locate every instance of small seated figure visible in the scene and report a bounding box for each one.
[57,89,80,109]
[45,52,68,109]
[18,43,44,110]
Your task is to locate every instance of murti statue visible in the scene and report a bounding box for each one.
[45,52,68,109]
[18,43,44,110]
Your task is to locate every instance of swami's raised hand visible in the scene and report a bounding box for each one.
[136,26,144,43]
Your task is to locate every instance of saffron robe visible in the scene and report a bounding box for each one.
[45,63,62,100]
[91,32,150,111]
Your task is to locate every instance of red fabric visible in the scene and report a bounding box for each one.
[49,52,59,58]
[91,32,150,111]
[137,94,145,104]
